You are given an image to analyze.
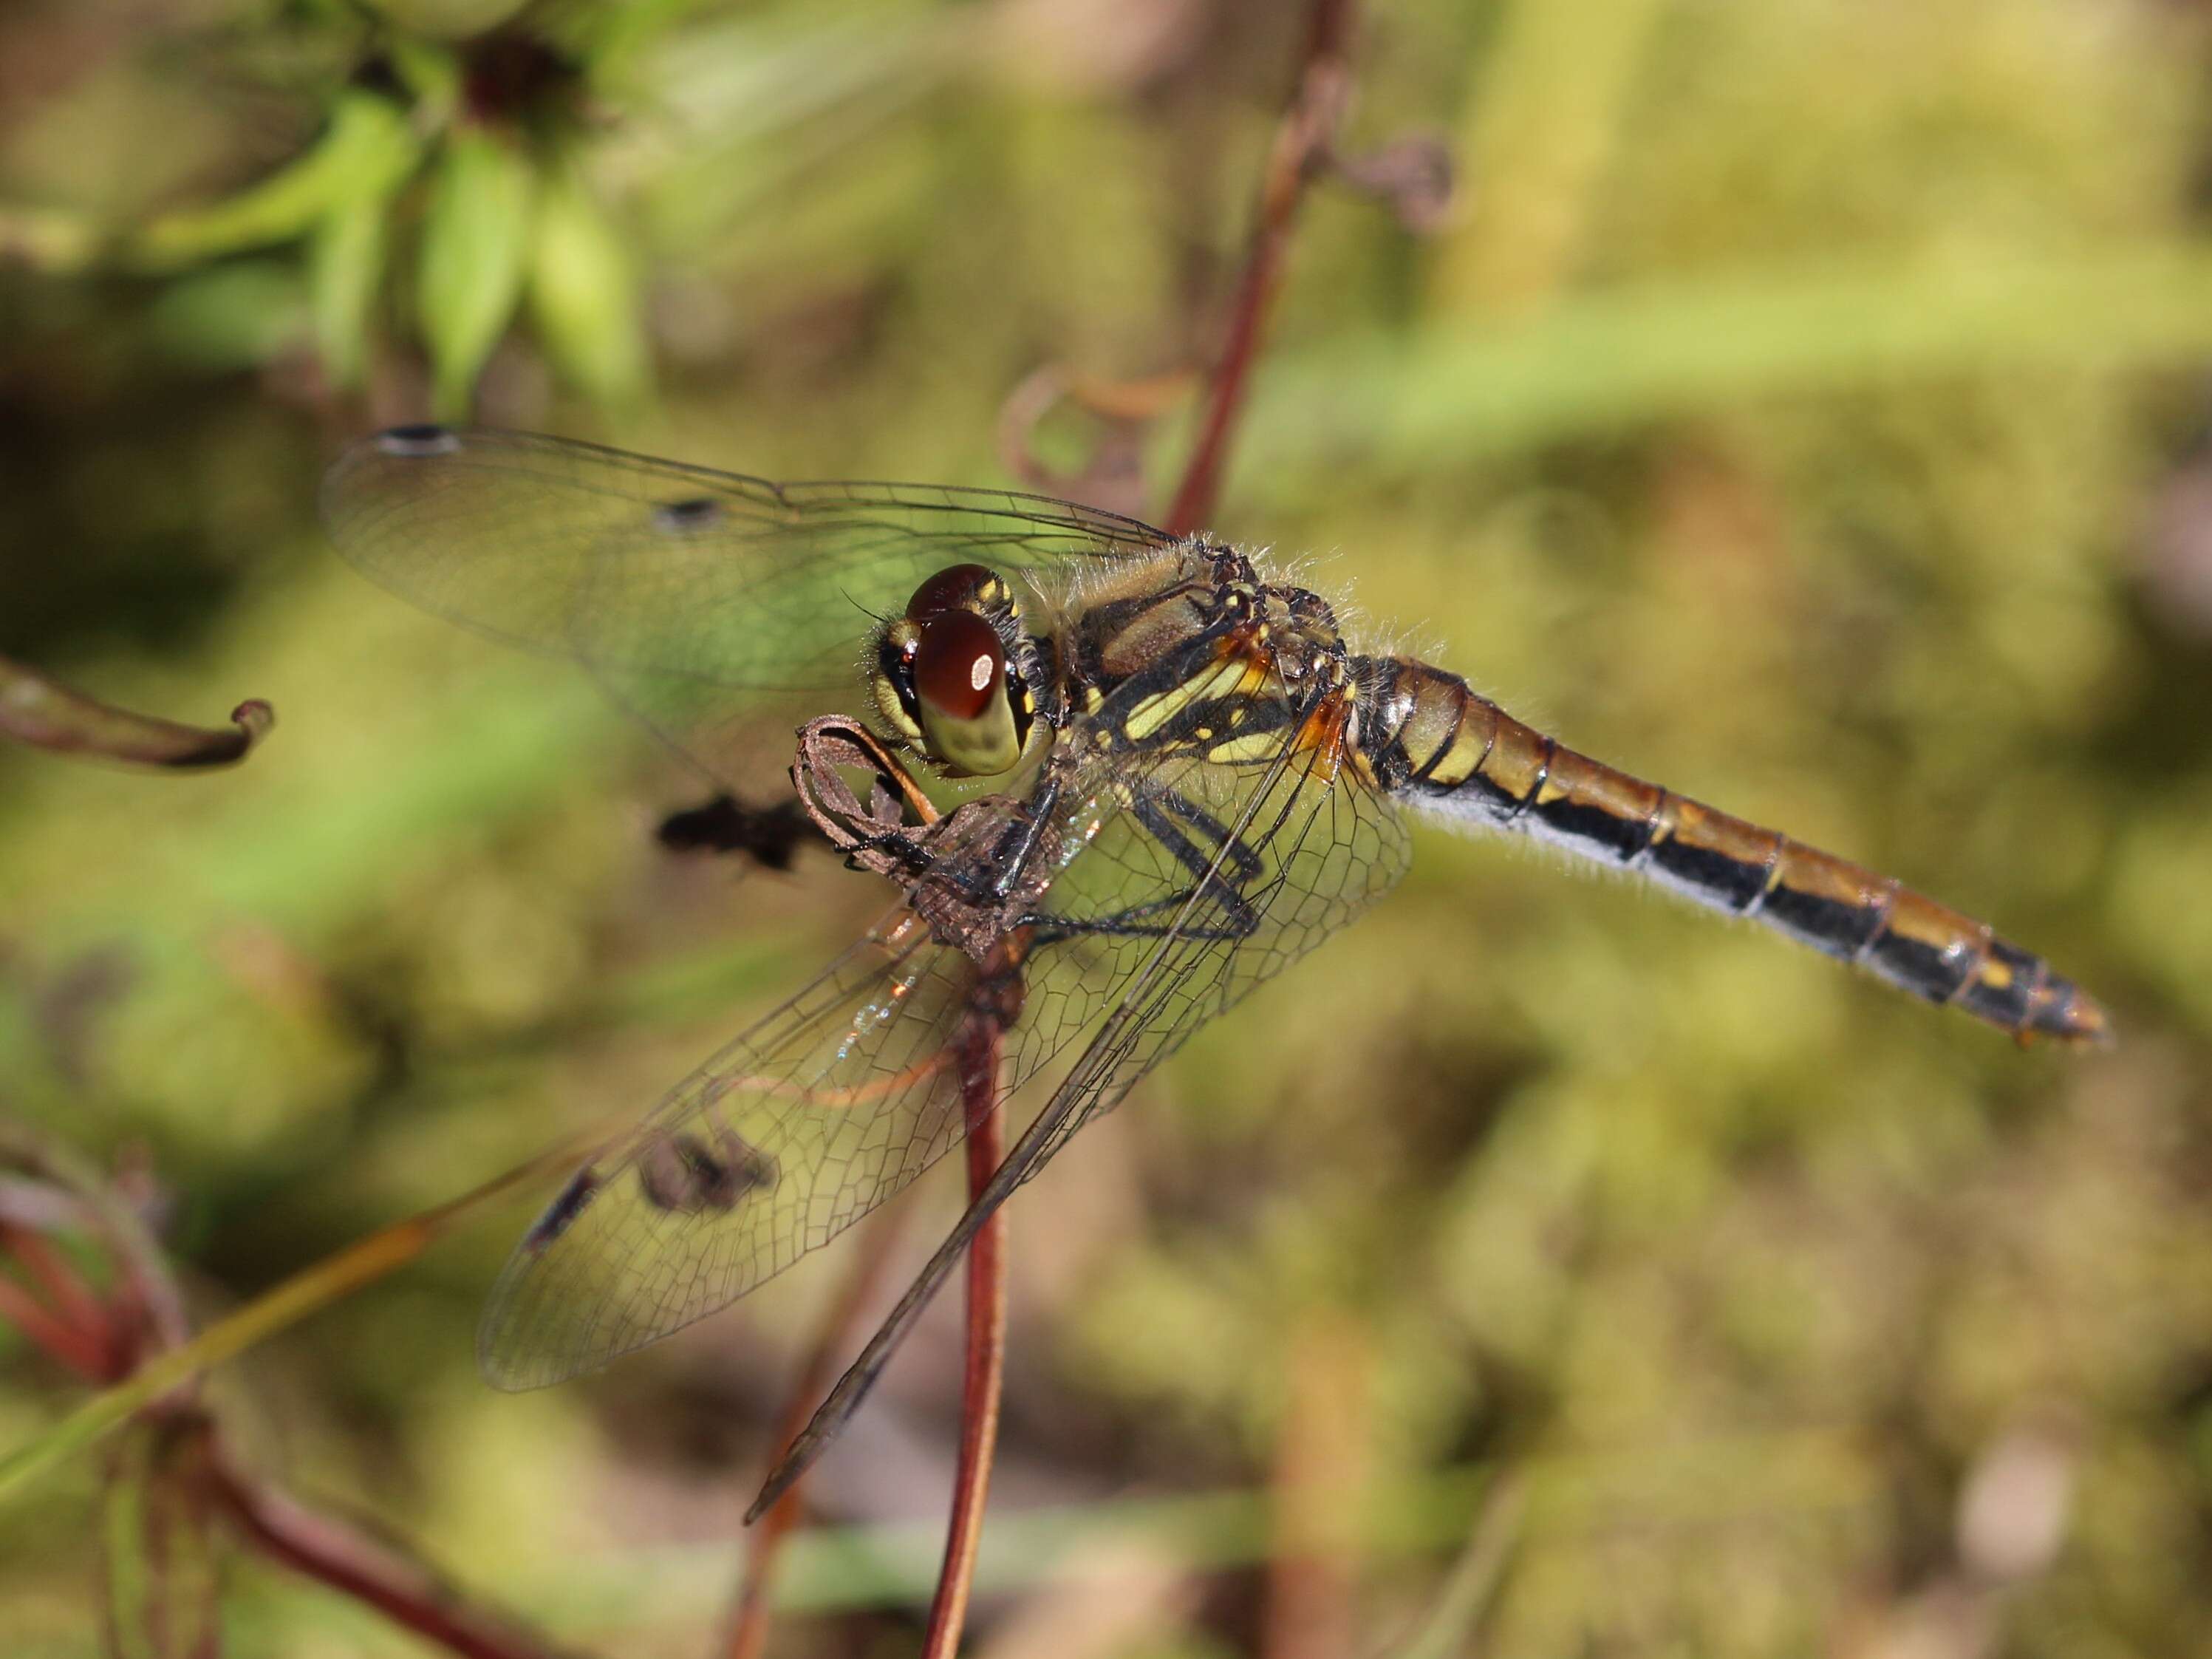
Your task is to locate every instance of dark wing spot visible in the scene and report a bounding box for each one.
[375,424,462,458]
[638,1129,776,1215]
[651,497,725,534]
[524,1166,602,1254]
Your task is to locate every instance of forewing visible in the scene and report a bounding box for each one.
[1029,716,1411,1156]
[321,426,1178,780]
[479,644,1407,1392]
[992,704,1411,1147]
[748,682,1414,1509]
[479,907,983,1389]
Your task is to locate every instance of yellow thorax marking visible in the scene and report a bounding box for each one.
[1119,650,1269,743]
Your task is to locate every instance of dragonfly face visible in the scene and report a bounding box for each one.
[321,426,2107,1465]
[869,564,1044,778]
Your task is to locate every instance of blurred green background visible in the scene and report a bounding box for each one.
[6,0,2212,1654]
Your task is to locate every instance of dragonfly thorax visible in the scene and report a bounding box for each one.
[870,563,1046,777]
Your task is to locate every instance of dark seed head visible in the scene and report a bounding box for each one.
[375,424,461,458]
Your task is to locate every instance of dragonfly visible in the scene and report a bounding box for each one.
[322,423,2109,1510]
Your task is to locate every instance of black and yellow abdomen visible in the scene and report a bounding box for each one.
[1359,656,2108,1045]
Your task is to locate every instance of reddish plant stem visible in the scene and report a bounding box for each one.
[1163,0,1359,539]
[0,652,274,769]
[3,1219,115,1352]
[0,1262,111,1381]
[734,11,1362,1649]
[920,1020,1010,1659]
[723,1203,913,1659]
[1,1134,594,1655]
[206,1440,582,1659]
[1262,1315,1369,1659]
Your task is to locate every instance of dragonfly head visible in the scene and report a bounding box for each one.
[870,564,1040,777]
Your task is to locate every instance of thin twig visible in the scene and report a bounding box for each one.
[1386,1471,1528,1659]
[0,1119,620,1502]
[206,1433,585,1659]
[0,1259,112,1381]
[0,1130,593,1658]
[0,653,274,769]
[921,1019,1011,1659]
[996,362,1195,516]
[1162,0,1359,538]
[731,12,1366,1648]
[723,1204,913,1659]
[0,1143,177,1390]
[1263,1314,1369,1659]
[2,1219,114,1350]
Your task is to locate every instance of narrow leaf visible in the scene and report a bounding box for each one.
[131,89,415,271]
[307,91,423,387]
[1245,242,2212,472]
[417,126,537,418]
[310,199,390,389]
[528,158,649,408]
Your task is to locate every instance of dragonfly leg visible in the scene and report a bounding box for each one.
[1118,789,1267,929]
[791,715,946,881]
[1029,905,1252,946]
[1143,787,1267,881]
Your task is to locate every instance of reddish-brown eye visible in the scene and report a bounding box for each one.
[911,610,1003,720]
[906,563,999,624]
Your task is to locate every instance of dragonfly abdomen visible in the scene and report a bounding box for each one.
[1361,658,2108,1044]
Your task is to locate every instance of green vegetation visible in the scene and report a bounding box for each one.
[4,0,2210,1653]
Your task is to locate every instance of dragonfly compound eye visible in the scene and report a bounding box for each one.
[911,609,1025,776]
[906,562,1006,623]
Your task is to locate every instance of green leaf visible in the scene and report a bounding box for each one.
[308,197,389,389]
[307,88,422,386]
[384,35,463,109]
[130,88,417,271]
[417,126,538,419]
[146,260,307,370]
[363,0,531,39]
[528,159,649,409]
[1241,242,2212,476]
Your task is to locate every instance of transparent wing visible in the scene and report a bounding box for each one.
[1025,717,1411,1159]
[320,425,1179,781]
[479,660,1409,1391]
[749,682,1414,1508]
[479,906,980,1389]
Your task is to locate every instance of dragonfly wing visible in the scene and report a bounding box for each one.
[474,743,1185,1389]
[479,907,986,1389]
[480,622,1408,1397]
[321,426,1178,780]
[751,676,1414,1510]
[993,697,1413,1154]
